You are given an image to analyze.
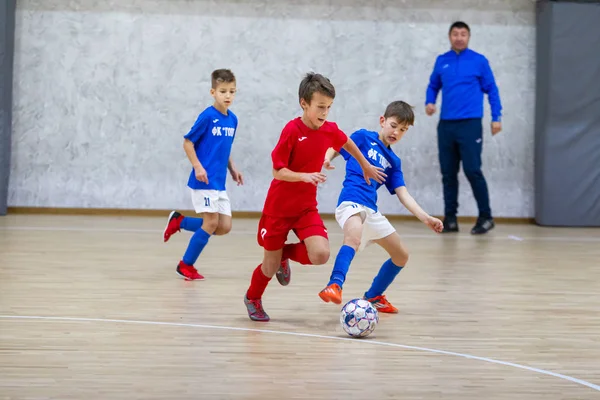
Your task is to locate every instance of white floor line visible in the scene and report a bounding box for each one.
[508,235,524,241]
[0,315,598,392]
[1,225,600,242]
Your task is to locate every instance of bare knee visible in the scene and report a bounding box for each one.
[308,248,330,265]
[213,219,232,236]
[391,248,409,266]
[343,235,361,251]
[201,214,219,234]
[262,251,283,278]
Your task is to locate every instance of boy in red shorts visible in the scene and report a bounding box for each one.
[244,72,387,321]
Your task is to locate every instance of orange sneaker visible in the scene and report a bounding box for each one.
[318,284,343,304]
[364,294,398,313]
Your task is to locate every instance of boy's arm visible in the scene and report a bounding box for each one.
[228,157,244,186]
[341,139,387,185]
[395,186,443,233]
[273,168,327,186]
[323,148,340,170]
[183,139,208,184]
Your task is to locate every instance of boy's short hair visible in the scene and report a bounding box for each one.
[298,72,336,104]
[449,21,470,34]
[384,101,415,126]
[211,69,236,88]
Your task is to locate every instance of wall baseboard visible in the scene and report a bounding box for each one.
[6,207,536,225]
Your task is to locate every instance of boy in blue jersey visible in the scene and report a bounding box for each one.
[319,101,443,312]
[163,69,243,280]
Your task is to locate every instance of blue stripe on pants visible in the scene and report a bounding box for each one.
[437,118,491,218]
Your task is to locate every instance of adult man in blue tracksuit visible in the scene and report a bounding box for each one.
[426,21,502,235]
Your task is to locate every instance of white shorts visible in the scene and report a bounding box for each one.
[335,201,396,251]
[190,189,231,216]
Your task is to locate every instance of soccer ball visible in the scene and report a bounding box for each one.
[340,298,379,338]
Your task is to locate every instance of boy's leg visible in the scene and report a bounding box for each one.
[319,214,363,304]
[163,210,201,242]
[283,209,330,265]
[364,232,409,313]
[181,216,204,232]
[275,210,328,286]
[213,191,233,236]
[281,242,312,265]
[244,248,282,322]
[166,189,221,241]
[214,214,232,236]
[176,212,218,281]
[175,189,223,279]
[303,235,330,265]
[163,212,204,241]
[245,215,291,321]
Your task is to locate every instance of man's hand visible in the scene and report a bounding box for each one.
[425,103,437,116]
[491,121,502,135]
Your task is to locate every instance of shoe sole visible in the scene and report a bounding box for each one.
[471,225,495,235]
[441,228,459,233]
[249,315,270,322]
[175,270,204,281]
[244,297,270,322]
[374,307,399,314]
[163,210,177,242]
[319,291,342,305]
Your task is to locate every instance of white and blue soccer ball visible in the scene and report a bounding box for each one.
[340,298,379,338]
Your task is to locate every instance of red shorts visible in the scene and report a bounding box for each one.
[257,209,328,251]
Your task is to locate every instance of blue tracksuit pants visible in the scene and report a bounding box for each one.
[437,118,492,218]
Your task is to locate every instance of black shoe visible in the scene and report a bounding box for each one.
[442,216,459,233]
[471,217,495,235]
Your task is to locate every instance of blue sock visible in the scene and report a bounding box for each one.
[182,228,211,265]
[180,217,203,232]
[365,259,403,299]
[328,245,356,288]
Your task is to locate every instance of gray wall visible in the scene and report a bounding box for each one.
[9,0,536,217]
[1,0,16,215]
[535,0,600,226]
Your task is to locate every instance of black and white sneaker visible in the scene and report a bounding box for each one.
[471,217,495,235]
[442,216,459,233]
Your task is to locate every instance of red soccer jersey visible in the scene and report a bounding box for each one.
[262,117,348,217]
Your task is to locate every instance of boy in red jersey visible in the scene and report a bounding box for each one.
[244,73,387,321]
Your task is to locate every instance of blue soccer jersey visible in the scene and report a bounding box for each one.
[337,129,405,212]
[184,106,238,191]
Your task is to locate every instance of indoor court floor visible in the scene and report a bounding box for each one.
[1,213,599,399]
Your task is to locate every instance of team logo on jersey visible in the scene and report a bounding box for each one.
[212,126,235,137]
[298,136,307,142]
[367,148,391,169]
[213,119,219,123]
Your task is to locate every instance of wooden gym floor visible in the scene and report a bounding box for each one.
[1,214,599,399]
